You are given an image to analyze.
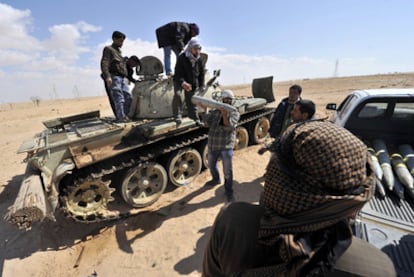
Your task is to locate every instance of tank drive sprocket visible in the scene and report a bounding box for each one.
[63,177,115,221]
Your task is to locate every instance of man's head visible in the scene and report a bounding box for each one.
[112,31,126,47]
[288,84,302,104]
[190,23,200,37]
[187,39,202,56]
[291,99,315,122]
[263,120,374,232]
[221,90,235,105]
[127,55,140,68]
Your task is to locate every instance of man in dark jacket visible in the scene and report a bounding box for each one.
[125,55,141,84]
[258,99,315,155]
[156,22,199,76]
[172,39,205,125]
[268,84,302,138]
[100,31,131,122]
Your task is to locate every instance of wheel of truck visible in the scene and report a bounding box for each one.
[198,140,209,169]
[234,126,249,150]
[120,162,168,207]
[249,117,270,144]
[167,148,202,187]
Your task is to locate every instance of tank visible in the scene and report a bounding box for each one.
[5,55,275,230]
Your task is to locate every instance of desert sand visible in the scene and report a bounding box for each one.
[0,72,413,277]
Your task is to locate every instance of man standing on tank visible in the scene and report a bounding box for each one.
[100,31,131,122]
[156,22,200,76]
[173,39,205,125]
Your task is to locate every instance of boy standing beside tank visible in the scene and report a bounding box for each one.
[173,39,205,125]
[198,90,240,202]
[100,31,132,122]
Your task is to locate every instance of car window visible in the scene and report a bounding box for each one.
[339,95,357,120]
[392,102,414,120]
[357,102,387,118]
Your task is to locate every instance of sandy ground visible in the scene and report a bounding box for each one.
[0,72,413,277]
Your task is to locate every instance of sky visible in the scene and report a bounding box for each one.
[1,0,414,103]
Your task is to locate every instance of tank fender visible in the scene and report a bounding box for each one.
[41,159,75,212]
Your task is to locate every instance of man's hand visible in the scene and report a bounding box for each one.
[106,77,112,87]
[182,82,192,92]
[220,107,228,117]
[197,102,207,110]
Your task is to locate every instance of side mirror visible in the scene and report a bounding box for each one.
[326,103,337,110]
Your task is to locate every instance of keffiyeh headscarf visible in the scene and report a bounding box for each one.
[256,120,375,276]
[185,39,201,67]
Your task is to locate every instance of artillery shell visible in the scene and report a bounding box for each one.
[375,178,386,198]
[372,139,394,191]
[398,144,414,175]
[393,177,405,200]
[391,153,414,189]
[368,148,383,180]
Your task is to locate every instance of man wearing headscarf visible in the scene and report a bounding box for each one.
[173,39,205,125]
[202,120,396,276]
[200,90,240,202]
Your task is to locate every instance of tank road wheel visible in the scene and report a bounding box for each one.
[121,162,168,207]
[199,140,209,169]
[167,148,202,187]
[249,117,270,144]
[234,126,249,150]
[64,177,115,221]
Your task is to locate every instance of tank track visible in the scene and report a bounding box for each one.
[61,108,274,223]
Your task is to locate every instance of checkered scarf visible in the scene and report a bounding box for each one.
[255,120,375,276]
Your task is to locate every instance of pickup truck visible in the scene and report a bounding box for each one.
[326,88,414,277]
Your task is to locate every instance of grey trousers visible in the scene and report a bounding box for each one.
[172,89,199,121]
[202,202,396,277]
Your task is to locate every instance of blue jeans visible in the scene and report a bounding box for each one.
[110,75,132,119]
[208,149,234,196]
[163,46,181,75]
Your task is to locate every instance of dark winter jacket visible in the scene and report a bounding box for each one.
[156,22,193,51]
[268,97,291,138]
[173,53,205,92]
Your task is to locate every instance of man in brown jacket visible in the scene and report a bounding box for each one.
[100,31,131,122]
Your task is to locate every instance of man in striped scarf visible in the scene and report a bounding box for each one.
[203,120,396,276]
